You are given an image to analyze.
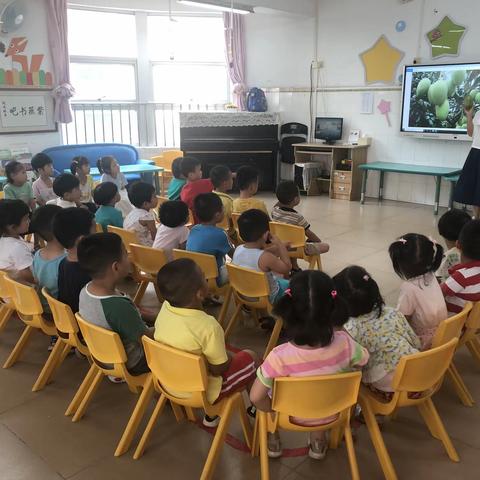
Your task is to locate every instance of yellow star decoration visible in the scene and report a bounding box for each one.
[360,35,405,84]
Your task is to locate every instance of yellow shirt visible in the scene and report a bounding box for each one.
[154,301,228,403]
[232,197,268,215]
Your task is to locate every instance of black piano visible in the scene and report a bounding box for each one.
[179,112,279,191]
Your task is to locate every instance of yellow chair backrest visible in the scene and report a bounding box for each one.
[152,150,183,171]
[431,302,472,348]
[5,276,43,316]
[216,214,230,231]
[95,223,104,233]
[157,196,169,207]
[392,338,458,394]
[0,191,4,199]
[463,302,480,343]
[172,249,218,281]
[142,336,208,407]
[272,372,362,429]
[107,226,139,254]
[269,222,305,249]
[130,244,168,276]
[231,213,240,232]
[42,287,79,336]
[0,270,13,303]
[226,263,271,309]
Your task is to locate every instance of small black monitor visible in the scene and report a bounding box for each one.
[314,117,343,144]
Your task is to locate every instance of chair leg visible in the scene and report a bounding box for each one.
[237,397,253,449]
[359,397,398,480]
[115,376,155,457]
[251,416,259,457]
[65,363,98,416]
[417,401,441,440]
[263,317,283,360]
[133,394,168,460]
[466,339,480,369]
[3,325,34,369]
[344,425,360,480]
[133,281,148,306]
[200,397,236,480]
[419,398,459,462]
[217,287,232,327]
[72,369,104,422]
[258,411,270,480]
[329,425,343,449]
[447,364,474,407]
[224,303,243,338]
[32,338,66,392]
[0,307,13,334]
[171,403,186,422]
[185,406,197,422]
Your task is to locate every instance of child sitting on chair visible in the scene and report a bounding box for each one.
[124,181,158,247]
[94,182,123,232]
[0,199,34,283]
[153,200,190,260]
[436,209,472,283]
[211,165,236,239]
[70,156,96,212]
[232,166,268,215]
[250,270,369,460]
[186,193,233,286]
[167,157,186,201]
[272,180,330,271]
[31,153,57,206]
[49,174,82,208]
[78,233,153,376]
[155,258,257,427]
[3,161,36,211]
[334,266,420,394]
[441,219,480,314]
[233,209,291,304]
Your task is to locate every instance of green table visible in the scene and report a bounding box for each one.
[359,162,462,215]
[0,176,6,189]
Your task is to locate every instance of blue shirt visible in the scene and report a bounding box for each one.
[186,224,231,272]
[167,178,186,201]
[32,250,67,308]
[95,205,124,232]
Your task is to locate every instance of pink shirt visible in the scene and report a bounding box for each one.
[397,272,448,349]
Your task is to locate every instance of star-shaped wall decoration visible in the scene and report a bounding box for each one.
[427,16,466,58]
[360,35,405,84]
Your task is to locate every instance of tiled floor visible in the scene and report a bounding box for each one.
[1,195,479,480]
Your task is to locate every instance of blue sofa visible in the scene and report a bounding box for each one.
[42,143,152,182]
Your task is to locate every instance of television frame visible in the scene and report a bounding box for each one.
[400,61,479,142]
[314,117,343,144]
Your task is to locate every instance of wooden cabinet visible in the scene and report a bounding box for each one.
[293,143,369,201]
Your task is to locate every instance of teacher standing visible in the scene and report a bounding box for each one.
[454,105,480,218]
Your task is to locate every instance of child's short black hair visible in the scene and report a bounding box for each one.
[53,174,80,198]
[96,155,116,175]
[0,199,30,235]
[5,161,24,183]
[180,157,201,178]
[93,182,118,206]
[238,209,269,242]
[31,153,53,172]
[276,181,299,205]
[210,165,231,189]
[30,205,62,242]
[159,200,189,228]
[127,181,156,208]
[273,270,349,347]
[389,233,444,280]
[333,266,384,319]
[171,157,184,179]
[194,193,223,223]
[236,165,259,191]
[78,233,124,278]
[53,207,94,249]
[438,209,472,242]
[70,156,90,175]
[458,219,480,260]
[157,258,204,308]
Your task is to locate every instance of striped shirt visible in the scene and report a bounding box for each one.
[441,261,480,314]
[271,204,310,230]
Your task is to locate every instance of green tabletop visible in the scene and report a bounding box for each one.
[444,174,460,182]
[359,162,462,176]
[0,176,6,185]
[63,164,163,175]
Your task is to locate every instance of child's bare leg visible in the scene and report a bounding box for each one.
[308,430,328,460]
[474,206,480,219]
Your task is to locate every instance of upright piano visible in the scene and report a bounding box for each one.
[179,111,279,191]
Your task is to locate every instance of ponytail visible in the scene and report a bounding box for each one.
[71,156,89,176]
[430,238,444,272]
[70,160,79,175]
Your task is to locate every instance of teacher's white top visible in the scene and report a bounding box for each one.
[472,111,480,150]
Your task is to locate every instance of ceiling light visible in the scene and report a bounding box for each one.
[177,0,254,15]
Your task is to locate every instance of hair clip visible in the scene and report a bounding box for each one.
[428,235,437,245]
[398,238,407,244]
[363,274,370,281]
[331,290,337,299]
[284,288,292,297]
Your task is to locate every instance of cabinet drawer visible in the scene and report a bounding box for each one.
[332,170,352,184]
[332,183,351,195]
[332,192,351,201]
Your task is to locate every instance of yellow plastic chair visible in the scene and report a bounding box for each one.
[231,212,243,242]
[224,263,282,359]
[151,150,183,196]
[0,190,4,199]
[459,301,480,367]
[129,244,168,305]
[254,372,362,480]
[359,338,459,480]
[67,314,152,457]
[107,226,141,281]
[0,271,15,335]
[95,223,104,233]
[172,249,232,326]
[2,276,56,369]
[269,221,322,270]
[132,337,252,480]
[31,289,91,392]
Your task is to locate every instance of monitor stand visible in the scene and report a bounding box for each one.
[323,140,337,145]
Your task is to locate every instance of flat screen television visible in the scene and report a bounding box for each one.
[315,117,343,144]
[401,62,480,140]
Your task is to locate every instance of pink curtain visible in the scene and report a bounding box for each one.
[45,0,75,123]
[223,12,247,110]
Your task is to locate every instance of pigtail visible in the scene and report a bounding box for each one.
[96,157,105,174]
[430,238,444,273]
[70,160,79,175]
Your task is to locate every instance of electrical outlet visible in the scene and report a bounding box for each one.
[312,60,324,69]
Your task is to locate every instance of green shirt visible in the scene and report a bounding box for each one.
[95,205,124,232]
[3,182,34,205]
[167,178,186,201]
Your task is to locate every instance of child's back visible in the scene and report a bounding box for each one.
[93,182,123,232]
[167,157,186,201]
[232,165,268,215]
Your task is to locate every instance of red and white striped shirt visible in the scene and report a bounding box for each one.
[441,261,480,314]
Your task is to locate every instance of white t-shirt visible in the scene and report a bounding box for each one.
[124,207,156,246]
[0,237,34,272]
[47,198,77,208]
[153,224,190,259]
[472,111,480,150]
